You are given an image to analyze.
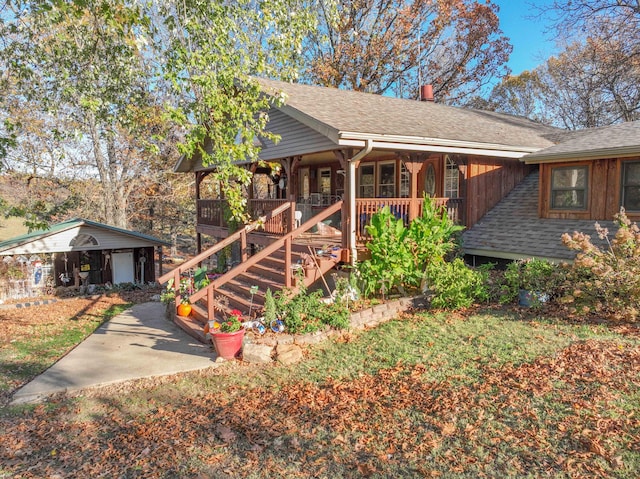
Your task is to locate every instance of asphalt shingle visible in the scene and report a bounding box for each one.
[462,172,613,261]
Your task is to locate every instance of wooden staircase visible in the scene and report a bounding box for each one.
[159,201,344,343]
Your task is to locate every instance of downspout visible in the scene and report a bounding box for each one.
[349,139,374,265]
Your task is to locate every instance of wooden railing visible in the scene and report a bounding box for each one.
[159,202,292,310]
[161,201,344,321]
[355,197,463,241]
[197,199,290,234]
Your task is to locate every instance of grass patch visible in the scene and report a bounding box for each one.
[0,302,131,398]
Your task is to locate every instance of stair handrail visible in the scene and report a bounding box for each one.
[191,200,343,319]
[158,201,293,306]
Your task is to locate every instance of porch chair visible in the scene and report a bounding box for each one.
[294,210,302,229]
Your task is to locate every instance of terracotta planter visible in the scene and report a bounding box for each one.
[177,303,192,317]
[211,328,245,359]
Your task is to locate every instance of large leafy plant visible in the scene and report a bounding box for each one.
[357,206,412,298]
[357,197,464,298]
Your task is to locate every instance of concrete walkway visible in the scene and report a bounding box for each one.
[10,302,217,405]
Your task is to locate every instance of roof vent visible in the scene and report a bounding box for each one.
[420,84,434,102]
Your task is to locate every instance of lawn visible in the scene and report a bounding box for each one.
[1,305,639,478]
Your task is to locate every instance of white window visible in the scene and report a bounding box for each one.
[400,162,410,198]
[444,155,459,199]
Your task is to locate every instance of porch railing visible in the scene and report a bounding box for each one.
[355,197,463,241]
[197,199,290,234]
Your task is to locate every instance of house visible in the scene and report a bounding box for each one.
[463,120,640,263]
[175,77,560,262]
[0,218,169,300]
[163,77,569,340]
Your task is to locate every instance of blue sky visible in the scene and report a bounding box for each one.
[493,0,558,75]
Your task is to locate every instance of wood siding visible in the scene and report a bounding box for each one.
[258,109,338,161]
[465,156,532,228]
[539,156,640,221]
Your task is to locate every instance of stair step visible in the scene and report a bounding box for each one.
[174,314,209,344]
[232,272,282,297]
[247,262,285,283]
[212,288,264,319]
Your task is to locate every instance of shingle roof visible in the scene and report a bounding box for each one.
[0,218,169,254]
[462,171,612,262]
[256,77,559,150]
[525,120,640,163]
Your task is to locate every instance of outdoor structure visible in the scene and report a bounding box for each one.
[163,78,640,340]
[163,77,578,340]
[463,120,640,262]
[175,77,560,264]
[0,218,169,300]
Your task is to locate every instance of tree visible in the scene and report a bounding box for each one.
[484,70,548,122]
[536,22,639,129]
[303,0,511,104]
[536,0,640,39]
[155,0,315,220]
[1,0,161,229]
[481,4,640,128]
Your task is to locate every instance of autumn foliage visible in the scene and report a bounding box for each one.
[561,209,640,321]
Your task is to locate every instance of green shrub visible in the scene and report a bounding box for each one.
[272,281,351,334]
[424,258,488,309]
[501,258,561,305]
[357,196,463,298]
[561,209,640,321]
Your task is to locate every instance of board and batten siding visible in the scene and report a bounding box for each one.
[258,108,338,161]
[465,156,533,228]
[539,157,640,221]
[1,225,160,256]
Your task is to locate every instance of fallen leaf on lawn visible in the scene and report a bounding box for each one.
[215,425,236,442]
[357,463,376,476]
[610,456,624,468]
[441,422,456,436]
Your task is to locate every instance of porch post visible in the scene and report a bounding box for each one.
[334,150,351,262]
[196,171,203,254]
[405,154,422,222]
[284,201,295,288]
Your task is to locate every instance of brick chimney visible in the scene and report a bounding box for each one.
[420,84,434,102]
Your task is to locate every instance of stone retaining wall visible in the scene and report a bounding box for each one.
[243,296,428,364]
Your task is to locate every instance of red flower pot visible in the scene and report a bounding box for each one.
[211,328,245,359]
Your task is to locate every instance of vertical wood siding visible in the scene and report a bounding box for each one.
[465,157,532,228]
[539,156,640,221]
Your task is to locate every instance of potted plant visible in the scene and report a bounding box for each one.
[503,258,557,307]
[210,309,245,359]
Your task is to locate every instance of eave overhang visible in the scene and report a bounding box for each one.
[523,146,640,164]
[337,132,541,159]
